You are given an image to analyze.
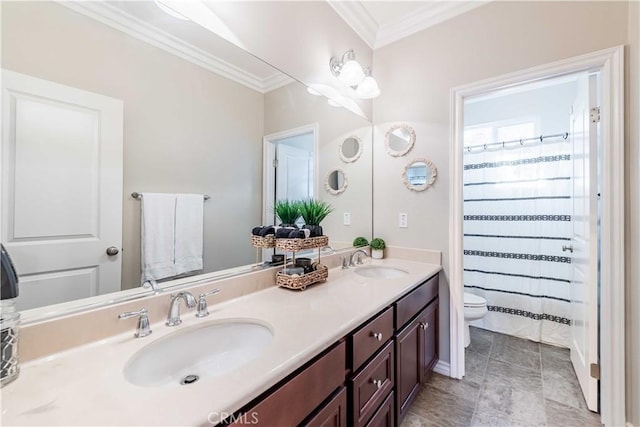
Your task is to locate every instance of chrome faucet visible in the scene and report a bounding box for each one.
[118,308,152,338]
[349,249,368,267]
[166,292,197,326]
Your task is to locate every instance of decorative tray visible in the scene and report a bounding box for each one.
[275,235,329,252]
[250,235,276,248]
[276,265,329,291]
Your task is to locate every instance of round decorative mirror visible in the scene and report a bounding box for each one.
[325,169,348,195]
[385,124,416,157]
[339,136,363,163]
[402,158,437,192]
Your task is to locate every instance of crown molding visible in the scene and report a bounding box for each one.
[262,72,295,93]
[375,1,490,49]
[56,1,275,93]
[327,1,378,49]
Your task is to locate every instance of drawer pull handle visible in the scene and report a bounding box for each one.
[371,332,383,341]
[371,379,383,389]
[420,322,429,330]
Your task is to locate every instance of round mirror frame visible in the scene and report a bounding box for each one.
[402,158,437,192]
[385,124,416,157]
[339,135,363,163]
[325,169,348,195]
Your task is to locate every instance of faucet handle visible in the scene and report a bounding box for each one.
[341,256,349,269]
[196,289,221,318]
[118,308,152,338]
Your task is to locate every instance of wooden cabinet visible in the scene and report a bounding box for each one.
[350,340,395,427]
[302,387,348,427]
[350,307,394,371]
[228,342,345,426]
[394,274,439,425]
[366,392,395,427]
[223,272,440,427]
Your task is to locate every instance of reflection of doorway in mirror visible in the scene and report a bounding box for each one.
[263,124,319,228]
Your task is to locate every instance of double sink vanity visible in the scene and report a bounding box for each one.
[1,256,441,426]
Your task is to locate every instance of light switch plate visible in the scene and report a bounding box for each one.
[343,212,351,226]
[399,213,408,228]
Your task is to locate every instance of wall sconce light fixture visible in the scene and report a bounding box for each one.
[330,49,380,98]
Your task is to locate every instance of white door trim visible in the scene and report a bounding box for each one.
[449,46,625,426]
[262,123,319,225]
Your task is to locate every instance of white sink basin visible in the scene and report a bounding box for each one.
[123,320,273,387]
[354,265,408,279]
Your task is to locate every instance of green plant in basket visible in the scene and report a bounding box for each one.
[353,237,369,247]
[370,238,386,259]
[274,199,302,227]
[299,199,334,237]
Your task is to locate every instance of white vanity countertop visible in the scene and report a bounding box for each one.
[1,258,441,427]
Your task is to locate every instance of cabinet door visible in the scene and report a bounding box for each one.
[302,387,348,427]
[421,299,439,376]
[230,342,345,426]
[366,392,395,427]
[395,316,422,424]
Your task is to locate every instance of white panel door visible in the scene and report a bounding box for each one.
[569,72,599,411]
[276,143,313,202]
[1,70,123,310]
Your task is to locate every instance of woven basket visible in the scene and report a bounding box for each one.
[250,235,276,248]
[277,264,329,290]
[275,235,329,252]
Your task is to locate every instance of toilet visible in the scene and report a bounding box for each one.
[464,293,488,347]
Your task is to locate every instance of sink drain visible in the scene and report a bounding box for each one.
[180,374,199,385]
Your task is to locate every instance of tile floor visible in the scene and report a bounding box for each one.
[400,327,602,427]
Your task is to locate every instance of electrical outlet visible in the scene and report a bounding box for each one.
[399,213,408,228]
[343,212,351,226]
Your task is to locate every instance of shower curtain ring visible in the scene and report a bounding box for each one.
[540,135,544,142]
[563,132,569,140]
[483,144,487,150]
[520,139,524,145]
[467,146,471,152]
[502,141,505,148]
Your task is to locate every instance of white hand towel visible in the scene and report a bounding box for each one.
[175,194,204,275]
[141,193,176,283]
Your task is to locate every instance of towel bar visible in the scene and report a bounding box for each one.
[131,192,210,200]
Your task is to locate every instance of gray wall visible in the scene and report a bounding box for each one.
[371,2,636,419]
[1,1,263,289]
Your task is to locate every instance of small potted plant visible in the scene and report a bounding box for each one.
[353,237,369,248]
[369,238,386,259]
[299,199,334,237]
[274,199,301,227]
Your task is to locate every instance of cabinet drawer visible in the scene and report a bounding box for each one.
[395,274,438,329]
[350,340,395,427]
[302,386,347,427]
[351,306,394,371]
[365,391,395,427]
[230,341,346,426]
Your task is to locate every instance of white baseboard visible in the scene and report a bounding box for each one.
[433,360,451,376]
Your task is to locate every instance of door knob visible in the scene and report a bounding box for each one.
[562,244,574,253]
[106,246,120,256]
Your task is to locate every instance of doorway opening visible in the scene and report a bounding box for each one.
[462,71,600,411]
[450,46,625,426]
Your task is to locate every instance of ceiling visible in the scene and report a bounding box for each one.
[328,0,490,49]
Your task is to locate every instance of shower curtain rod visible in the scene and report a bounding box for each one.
[464,132,569,152]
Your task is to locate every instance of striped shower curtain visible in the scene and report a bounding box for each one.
[463,138,573,348]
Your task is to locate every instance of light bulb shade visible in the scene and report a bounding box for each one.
[356,76,381,99]
[339,59,365,86]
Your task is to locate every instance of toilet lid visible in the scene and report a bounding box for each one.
[464,293,486,307]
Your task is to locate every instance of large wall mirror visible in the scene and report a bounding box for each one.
[1,1,372,321]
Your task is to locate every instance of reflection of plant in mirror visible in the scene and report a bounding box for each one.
[299,199,333,225]
[274,200,302,226]
[353,237,369,247]
[370,238,386,250]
